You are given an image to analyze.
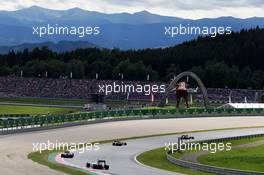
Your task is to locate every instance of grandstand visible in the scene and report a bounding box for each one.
[0,76,263,105]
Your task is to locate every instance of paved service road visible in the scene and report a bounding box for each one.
[1,116,264,175]
[59,128,264,175]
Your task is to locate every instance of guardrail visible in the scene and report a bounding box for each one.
[0,108,263,134]
[166,133,264,175]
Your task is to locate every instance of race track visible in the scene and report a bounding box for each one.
[1,116,264,175]
[57,128,264,175]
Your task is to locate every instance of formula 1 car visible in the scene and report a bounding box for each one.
[61,151,74,158]
[112,140,127,146]
[86,160,109,170]
[179,135,195,140]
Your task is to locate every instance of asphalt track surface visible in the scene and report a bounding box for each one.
[57,128,264,175]
[1,116,264,175]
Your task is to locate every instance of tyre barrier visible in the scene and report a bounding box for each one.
[0,108,263,134]
[166,133,264,175]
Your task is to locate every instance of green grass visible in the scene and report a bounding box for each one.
[198,140,264,172]
[144,105,201,110]
[29,137,212,175]
[172,136,264,158]
[28,127,264,175]
[0,97,86,105]
[137,147,214,175]
[0,97,210,109]
[28,150,89,175]
[137,134,264,175]
[0,105,78,115]
[0,97,162,106]
[144,106,178,110]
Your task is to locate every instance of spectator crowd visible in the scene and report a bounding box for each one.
[0,76,263,103]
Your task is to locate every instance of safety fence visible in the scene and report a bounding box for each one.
[0,114,30,118]
[166,133,264,175]
[0,108,263,131]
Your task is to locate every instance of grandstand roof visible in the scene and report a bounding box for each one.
[222,103,264,109]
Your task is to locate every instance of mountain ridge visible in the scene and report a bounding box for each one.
[0,40,98,54]
[0,6,264,49]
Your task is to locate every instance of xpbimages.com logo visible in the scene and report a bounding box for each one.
[165,141,232,154]
[32,140,100,153]
[32,24,100,38]
[165,24,232,38]
[98,82,166,95]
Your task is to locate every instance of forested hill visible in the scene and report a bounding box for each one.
[0,27,264,89]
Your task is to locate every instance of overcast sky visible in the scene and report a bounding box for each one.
[1,0,264,19]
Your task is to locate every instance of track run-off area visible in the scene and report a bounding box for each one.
[1,116,264,175]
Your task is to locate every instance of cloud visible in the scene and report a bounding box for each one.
[0,0,264,19]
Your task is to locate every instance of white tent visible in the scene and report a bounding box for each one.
[221,103,264,109]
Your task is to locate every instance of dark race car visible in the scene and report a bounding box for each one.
[61,151,74,158]
[179,135,195,140]
[86,160,109,170]
[112,140,127,146]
